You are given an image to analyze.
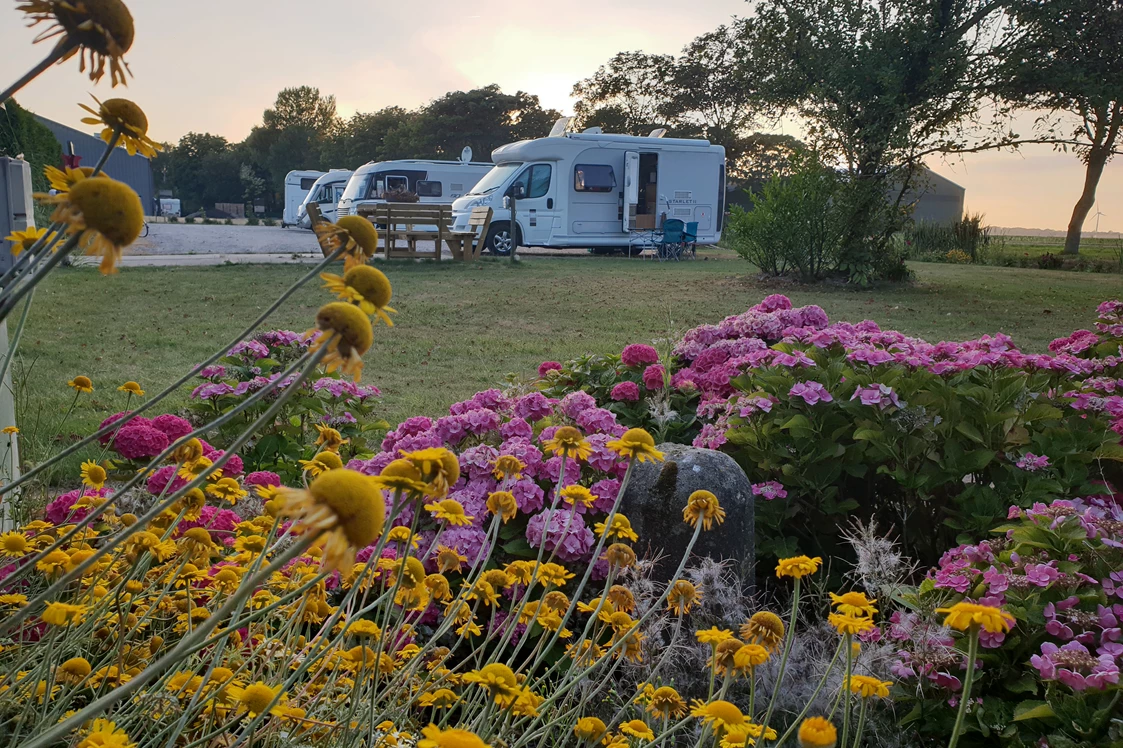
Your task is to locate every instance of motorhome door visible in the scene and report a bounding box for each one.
[623,151,640,232]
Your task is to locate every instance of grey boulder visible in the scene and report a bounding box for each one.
[620,443,755,581]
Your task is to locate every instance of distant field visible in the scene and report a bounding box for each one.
[993,234,1123,263]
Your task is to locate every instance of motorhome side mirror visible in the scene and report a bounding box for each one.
[509,184,526,200]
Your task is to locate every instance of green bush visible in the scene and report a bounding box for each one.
[184,216,196,224]
[727,152,844,281]
[223,218,233,225]
[263,217,277,227]
[723,348,1119,567]
[246,216,260,226]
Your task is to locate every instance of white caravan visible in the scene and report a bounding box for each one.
[335,159,493,219]
[281,170,324,227]
[296,169,353,228]
[450,129,726,255]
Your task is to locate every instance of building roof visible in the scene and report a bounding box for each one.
[33,114,155,210]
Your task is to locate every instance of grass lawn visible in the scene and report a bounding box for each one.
[15,250,1121,474]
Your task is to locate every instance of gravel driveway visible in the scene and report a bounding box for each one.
[128,224,322,256]
[126,223,591,259]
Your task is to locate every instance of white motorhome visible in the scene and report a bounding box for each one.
[450,129,726,255]
[296,170,353,228]
[335,159,493,219]
[282,170,324,228]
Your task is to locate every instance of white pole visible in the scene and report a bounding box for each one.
[0,157,33,529]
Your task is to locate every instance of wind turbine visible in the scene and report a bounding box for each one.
[1093,209,1106,234]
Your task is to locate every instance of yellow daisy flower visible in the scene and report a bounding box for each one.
[775,555,823,579]
[78,96,161,157]
[936,601,1015,634]
[605,427,664,463]
[67,375,93,393]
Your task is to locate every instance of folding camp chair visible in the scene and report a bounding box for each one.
[654,219,686,261]
[683,221,698,258]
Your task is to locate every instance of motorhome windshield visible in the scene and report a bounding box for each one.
[466,163,523,196]
[342,173,372,202]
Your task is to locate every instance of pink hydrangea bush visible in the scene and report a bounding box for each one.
[187,330,384,479]
[349,387,629,588]
[891,495,1123,746]
[535,296,1123,568]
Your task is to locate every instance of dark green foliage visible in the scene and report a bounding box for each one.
[0,99,61,194]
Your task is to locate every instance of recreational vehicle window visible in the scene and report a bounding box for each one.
[416,180,442,197]
[466,163,523,195]
[384,175,408,192]
[300,177,317,190]
[574,164,616,192]
[527,165,551,198]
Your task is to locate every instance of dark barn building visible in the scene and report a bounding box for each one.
[34,115,155,214]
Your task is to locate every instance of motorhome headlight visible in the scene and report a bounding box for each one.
[464,197,488,210]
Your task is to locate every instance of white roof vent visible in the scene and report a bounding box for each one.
[582,126,603,134]
[648,128,668,138]
[548,116,573,137]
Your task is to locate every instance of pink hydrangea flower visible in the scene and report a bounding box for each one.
[1016,453,1051,471]
[245,471,281,488]
[525,508,594,562]
[150,414,193,441]
[620,344,659,368]
[113,424,170,460]
[513,393,554,423]
[642,364,666,390]
[44,488,111,525]
[789,381,832,405]
[850,384,902,409]
[560,391,597,419]
[97,411,150,445]
[752,481,787,500]
[146,465,187,497]
[538,361,563,377]
[610,381,640,402]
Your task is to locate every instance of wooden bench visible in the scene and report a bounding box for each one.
[443,206,494,262]
[358,203,451,260]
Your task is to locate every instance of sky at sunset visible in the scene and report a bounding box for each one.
[2,0,1119,233]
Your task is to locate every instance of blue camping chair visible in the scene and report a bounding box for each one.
[683,221,698,257]
[655,219,686,261]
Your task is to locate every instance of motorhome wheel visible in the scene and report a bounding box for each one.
[484,223,519,256]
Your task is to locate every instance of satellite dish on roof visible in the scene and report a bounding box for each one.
[548,116,573,137]
[582,126,603,134]
[648,128,668,139]
[460,146,473,163]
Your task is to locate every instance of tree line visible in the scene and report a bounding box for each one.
[153,0,1119,262]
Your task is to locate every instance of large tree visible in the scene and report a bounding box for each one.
[154,132,243,213]
[572,52,678,135]
[262,86,339,135]
[994,0,1123,254]
[745,0,1007,282]
[414,85,560,160]
[322,106,419,168]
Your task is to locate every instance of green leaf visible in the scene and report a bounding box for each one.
[853,428,882,441]
[1013,700,1054,721]
[1006,673,1039,694]
[1094,442,1123,461]
[780,414,811,431]
[955,422,985,444]
[964,449,996,471]
[289,415,302,427]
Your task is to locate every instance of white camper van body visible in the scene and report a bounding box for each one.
[335,160,493,218]
[282,170,325,227]
[296,170,353,228]
[450,132,726,254]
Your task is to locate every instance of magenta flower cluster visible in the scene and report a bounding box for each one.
[896,495,1123,700]
[350,386,631,573]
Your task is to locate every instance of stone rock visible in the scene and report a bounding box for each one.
[620,443,755,582]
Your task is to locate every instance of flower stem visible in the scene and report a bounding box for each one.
[0,41,76,106]
[947,626,979,748]
[851,697,869,748]
[759,577,801,735]
[841,634,853,748]
[772,638,845,747]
